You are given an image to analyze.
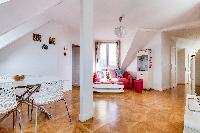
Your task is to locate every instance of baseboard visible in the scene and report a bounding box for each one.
[162,87,170,91]
[79,111,93,122]
[151,87,170,91]
[151,88,163,91]
[177,83,186,85]
[63,88,72,92]
[64,81,72,91]
[72,85,80,87]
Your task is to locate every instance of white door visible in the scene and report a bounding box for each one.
[171,46,177,88]
[190,56,195,94]
[186,54,191,84]
[72,46,80,86]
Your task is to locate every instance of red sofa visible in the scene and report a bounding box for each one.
[93,70,133,89]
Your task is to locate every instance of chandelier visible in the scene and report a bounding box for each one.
[114,16,127,38]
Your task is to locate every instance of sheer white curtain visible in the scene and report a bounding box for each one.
[95,41,120,71]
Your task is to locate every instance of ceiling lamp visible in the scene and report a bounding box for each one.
[114,16,127,38]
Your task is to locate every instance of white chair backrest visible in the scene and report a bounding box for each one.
[0,75,13,80]
[39,80,64,103]
[0,82,17,114]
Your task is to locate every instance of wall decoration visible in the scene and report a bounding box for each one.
[33,33,42,42]
[64,46,67,56]
[137,55,148,71]
[137,49,153,90]
[41,44,48,50]
[49,37,56,45]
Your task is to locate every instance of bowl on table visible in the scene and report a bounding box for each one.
[14,75,25,81]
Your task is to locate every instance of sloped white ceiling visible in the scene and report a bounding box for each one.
[0,0,200,51]
[0,0,62,36]
[43,0,200,40]
[121,30,157,69]
[0,0,200,40]
[0,15,50,49]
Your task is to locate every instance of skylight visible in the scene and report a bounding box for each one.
[0,0,10,5]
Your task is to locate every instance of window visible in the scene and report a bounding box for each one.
[0,0,10,4]
[96,41,119,70]
[99,43,107,69]
[108,43,117,66]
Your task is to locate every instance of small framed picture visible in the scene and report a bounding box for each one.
[33,33,42,42]
[49,37,56,45]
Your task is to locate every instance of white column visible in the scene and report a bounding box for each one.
[79,0,93,122]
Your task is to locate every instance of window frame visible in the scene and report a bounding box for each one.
[95,41,120,71]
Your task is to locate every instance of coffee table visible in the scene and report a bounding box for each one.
[93,83,124,93]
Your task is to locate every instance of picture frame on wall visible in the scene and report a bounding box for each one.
[49,37,56,45]
[33,33,42,42]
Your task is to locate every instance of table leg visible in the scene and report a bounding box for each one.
[27,98,29,117]
[22,101,52,119]
[13,111,15,129]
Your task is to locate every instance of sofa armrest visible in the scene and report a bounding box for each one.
[128,75,133,88]
[127,75,133,80]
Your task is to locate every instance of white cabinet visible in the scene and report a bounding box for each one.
[137,49,153,90]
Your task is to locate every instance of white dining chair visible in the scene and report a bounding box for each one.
[0,75,13,80]
[29,80,71,133]
[0,82,22,133]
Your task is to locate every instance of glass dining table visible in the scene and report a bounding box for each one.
[0,76,63,122]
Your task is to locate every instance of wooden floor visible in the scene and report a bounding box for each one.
[0,85,188,133]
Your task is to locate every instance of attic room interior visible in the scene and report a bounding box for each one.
[1,0,200,133]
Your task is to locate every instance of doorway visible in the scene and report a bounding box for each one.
[171,47,191,88]
[72,45,80,86]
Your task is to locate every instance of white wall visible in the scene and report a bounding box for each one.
[0,21,74,90]
[195,50,200,87]
[127,32,163,90]
[126,58,137,77]
[176,39,200,55]
[145,32,163,90]
[176,39,200,84]
[161,34,174,90]
[119,29,200,91]
[120,30,137,66]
